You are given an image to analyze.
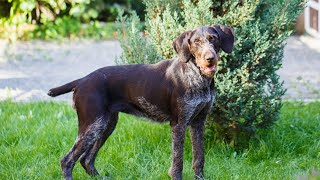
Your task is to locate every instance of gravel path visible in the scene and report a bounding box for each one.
[279,35,320,101]
[0,40,121,102]
[0,36,319,102]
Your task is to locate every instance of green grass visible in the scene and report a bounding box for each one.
[0,101,319,179]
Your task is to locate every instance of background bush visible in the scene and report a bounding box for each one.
[115,9,161,65]
[0,0,144,41]
[116,0,304,148]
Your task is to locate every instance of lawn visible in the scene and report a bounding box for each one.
[0,101,319,179]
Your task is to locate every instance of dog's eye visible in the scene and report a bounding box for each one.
[194,38,201,44]
[208,35,216,42]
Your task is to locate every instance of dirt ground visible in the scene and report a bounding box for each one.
[0,36,319,102]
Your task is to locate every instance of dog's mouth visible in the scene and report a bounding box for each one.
[201,64,216,72]
[200,64,216,76]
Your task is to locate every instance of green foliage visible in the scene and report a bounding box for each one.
[117,0,305,147]
[0,0,145,41]
[29,17,116,40]
[32,16,81,40]
[115,9,162,64]
[147,6,183,59]
[0,0,69,41]
[0,101,319,179]
[144,0,181,20]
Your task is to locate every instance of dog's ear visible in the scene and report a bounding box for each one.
[173,31,193,63]
[212,25,235,53]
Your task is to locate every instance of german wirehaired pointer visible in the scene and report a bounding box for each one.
[48,25,234,180]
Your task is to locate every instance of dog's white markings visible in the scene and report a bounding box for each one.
[179,61,214,124]
[84,116,107,156]
[179,89,212,124]
[137,97,171,122]
[184,61,211,89]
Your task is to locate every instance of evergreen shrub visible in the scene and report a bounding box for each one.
[116,0,304,147]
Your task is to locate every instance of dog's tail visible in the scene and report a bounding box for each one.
[47,79,81,97]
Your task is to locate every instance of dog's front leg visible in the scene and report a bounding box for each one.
[189,118,205,179]
[169,123,187,180]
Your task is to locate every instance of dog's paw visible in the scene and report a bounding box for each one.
[195,174,205,180]
[99,173,112,180]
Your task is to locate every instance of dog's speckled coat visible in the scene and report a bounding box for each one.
[48,25,234,180]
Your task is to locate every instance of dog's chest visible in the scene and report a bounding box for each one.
[180,88,213,121]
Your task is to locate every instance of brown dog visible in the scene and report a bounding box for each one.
[48,25,234,180]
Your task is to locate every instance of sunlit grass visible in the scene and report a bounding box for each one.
[0,101,319,179]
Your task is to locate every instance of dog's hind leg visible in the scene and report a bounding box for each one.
[60,115,108,180]
[79,112,119,177]
[60,95,108,180]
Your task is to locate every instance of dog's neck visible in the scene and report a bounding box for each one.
[183,60,213,89]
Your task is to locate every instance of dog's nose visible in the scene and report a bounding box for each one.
[206,56,215,62]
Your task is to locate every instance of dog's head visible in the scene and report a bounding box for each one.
[173,25,235,77]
